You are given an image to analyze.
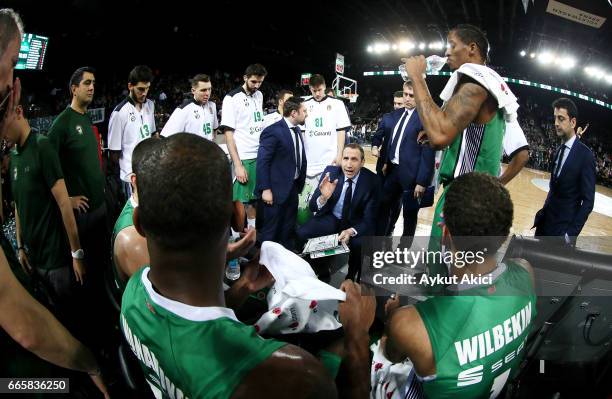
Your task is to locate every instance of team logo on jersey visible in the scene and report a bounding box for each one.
[12,167,17,181]
[327,105,332,111]
[129,111,136,122]
[194,110,200,119]
[75,125,83,135]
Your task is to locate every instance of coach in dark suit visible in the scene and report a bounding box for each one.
[376,82,435,245]
[534,98,596,244]
[296,144,380,281]
[372,90,406,176]
[371,91,406,235]
[256,97,307,249]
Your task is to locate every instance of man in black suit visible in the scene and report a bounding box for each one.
[256,97,307,249]
[371,91,405,235]
[534,98,596,245]
[376,81,435,245]
[296,144,380,281]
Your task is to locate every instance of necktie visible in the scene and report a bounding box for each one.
[387,110,408,162]
[292,126,301,175]
[554,144,566,179]
[341,178,353,229]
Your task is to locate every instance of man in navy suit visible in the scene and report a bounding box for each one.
[376,81,435,245]
[371,91,405,235]
[256,97,307,249]
[372,91,406,177]
[534,98,596,245]
[296,144,380,281]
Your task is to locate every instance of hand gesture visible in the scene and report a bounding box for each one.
[319,172,338,201]
[235,163,248,184]
[0,77,21,140]
[577,123,589,139]
[414,184,426,199]
[262,189,273,205]
[70,196,89,213]
[371,146,379,157]
[338,228,353,245]
[401,56,427,82]
[73,258,86,285]
[227,227,256,260]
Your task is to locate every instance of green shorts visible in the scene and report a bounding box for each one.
[233,158,257,203]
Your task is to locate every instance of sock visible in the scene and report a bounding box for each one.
[247,218,256,229]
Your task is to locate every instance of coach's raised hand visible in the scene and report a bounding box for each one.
[318,172,338,204]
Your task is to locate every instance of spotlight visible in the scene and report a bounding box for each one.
[538,52,554,65]
[392,44,398,50]
[520,50,526,57]
[399,41,412,52]
[367,46,373,53]
[559,57,576,70]
[419,42,425,50]
[606,75,612,84]
[529,53,536,58]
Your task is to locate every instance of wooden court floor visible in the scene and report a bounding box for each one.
[362,149,612,253]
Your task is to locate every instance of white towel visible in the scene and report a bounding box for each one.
[439,63,519,123]
[370,339,423,399]
[254,241,346,335]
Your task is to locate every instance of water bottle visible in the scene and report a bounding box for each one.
[399,55,447,81]
[225,258,240,281]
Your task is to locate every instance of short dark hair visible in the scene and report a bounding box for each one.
[244,63,267,78]
[552,97,578,121]
[444,172,513,253]
[450,24,490,63]
[190,74,210,87]
[132,137,159,175]
[309,74,326,88]
[393,90,404,98]
[0,8,23,57]
[282,96,304,117]
[276,89,293,103]
[137,134,232,250]
[344,143,365,161]
[128,65,153,85]
[69,66,96,93]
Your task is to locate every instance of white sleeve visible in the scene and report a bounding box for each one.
[107,109,125,151]
[220,95,236,131]
[212,102,219,129]
[160,107,185,137]
[150,101,156,133]
[503,119,529,157]
[334,99,351,130]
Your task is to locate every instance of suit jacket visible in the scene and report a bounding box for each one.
[534,138,596,237]
[383,108,435,190]
[256,119,307,204]
[372,112,395,175]
[308,165,380,236]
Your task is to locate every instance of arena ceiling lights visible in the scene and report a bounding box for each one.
[366,41,447,54]
[520,49,611,84]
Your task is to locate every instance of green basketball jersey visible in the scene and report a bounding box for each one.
[438,110,505,185]
[121,267,286,399]
[414,261,536,399]
[111,197,136,295]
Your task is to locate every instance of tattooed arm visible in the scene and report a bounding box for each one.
[411,74,489,149]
